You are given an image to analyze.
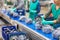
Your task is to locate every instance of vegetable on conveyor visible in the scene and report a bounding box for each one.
[35,21,42,30]
[53,27,60,40]
[42,25,53,33]
[25,18,32,24]
[19,16,26,22]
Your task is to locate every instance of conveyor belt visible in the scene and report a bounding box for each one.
[0,11,57,40]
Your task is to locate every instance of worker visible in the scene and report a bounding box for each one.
[42,0,60,28]
[14,0,25,16]
[29,0,40,21]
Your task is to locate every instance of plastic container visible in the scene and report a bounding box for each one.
[9,32,29,40]
[2,26,17,40]
[2,26,30,40]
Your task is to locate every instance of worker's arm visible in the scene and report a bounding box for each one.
[41,3,59,25]
[41,14,57,25]
[16,0,24,9]
[41,16,54,25]
[44,5,52,19]
[42,19,57,25]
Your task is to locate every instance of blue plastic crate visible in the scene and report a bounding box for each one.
[15,9,25,16]
[2,26,17,40]
[2,26,29,40]
[9,31,30,40]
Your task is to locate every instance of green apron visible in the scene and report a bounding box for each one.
[29,0,38,21]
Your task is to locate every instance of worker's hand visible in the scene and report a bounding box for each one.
[34,11,37,13]
[53,20,57,23]
[42,20,46,25]
[31,10,37,13]
[30,10,37,13]
[10,7,16,12]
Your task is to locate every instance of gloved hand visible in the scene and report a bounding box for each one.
[42,20,54,25]
[41,16,46,25]
[30,9,37,13]
[10,7,16,12]
[41,16,54,25]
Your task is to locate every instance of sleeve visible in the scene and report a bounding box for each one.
[36,2,40,13]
